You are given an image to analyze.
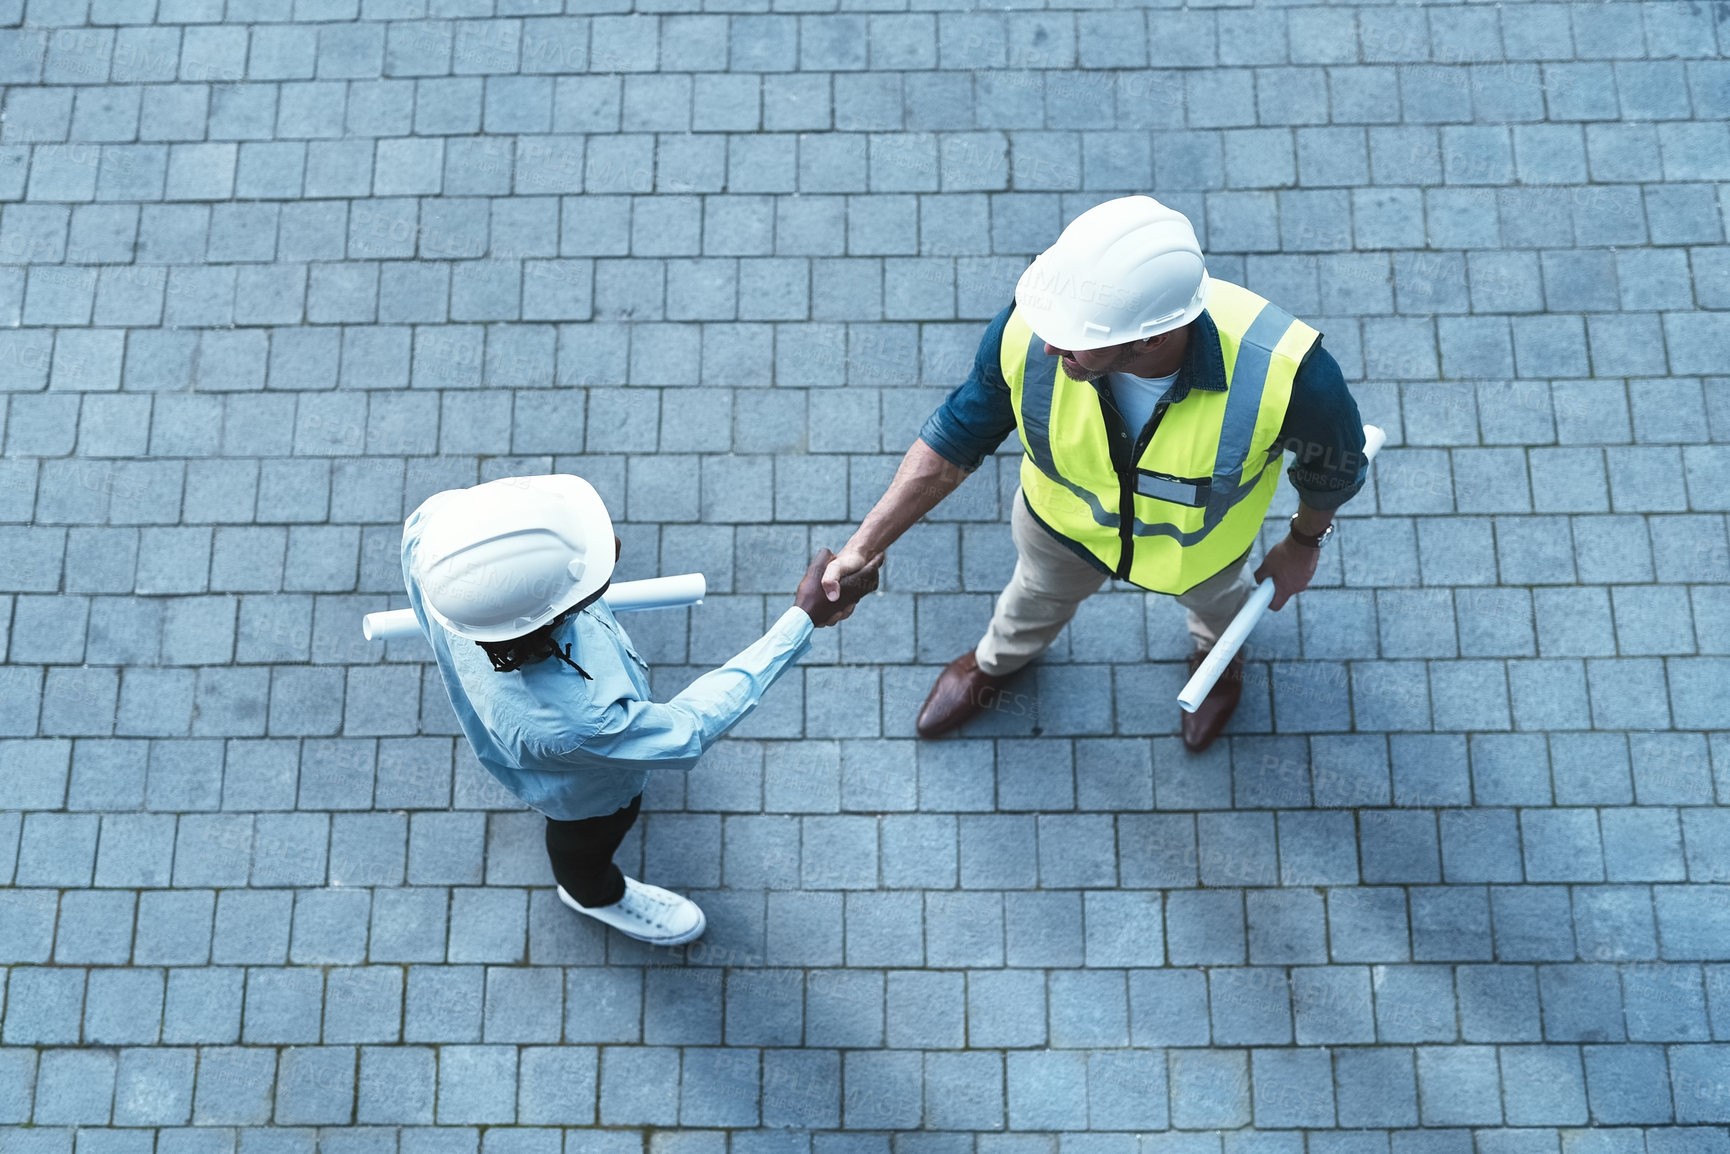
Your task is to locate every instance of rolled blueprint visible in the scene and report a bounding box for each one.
[1177,425,1387,713]
[362,573,708,643]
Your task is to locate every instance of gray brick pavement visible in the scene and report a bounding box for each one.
[3,0,1730,1144]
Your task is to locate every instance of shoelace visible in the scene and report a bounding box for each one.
[623,883,683,927]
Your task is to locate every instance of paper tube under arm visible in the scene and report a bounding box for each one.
[362,573,708,643]
[1177,425,1387,714]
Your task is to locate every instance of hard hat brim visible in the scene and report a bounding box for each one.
[1016,265,1211,352]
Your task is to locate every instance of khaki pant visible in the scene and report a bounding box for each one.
[974,488,1258,677]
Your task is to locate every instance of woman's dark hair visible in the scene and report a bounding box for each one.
[476,582,610,678]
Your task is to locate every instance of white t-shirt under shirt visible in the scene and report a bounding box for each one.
[1106,369,1180,443]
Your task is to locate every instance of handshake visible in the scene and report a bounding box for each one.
[793,547,884,627]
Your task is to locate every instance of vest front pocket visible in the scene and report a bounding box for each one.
[1134,468,1212,507]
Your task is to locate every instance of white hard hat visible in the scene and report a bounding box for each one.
[1014,195,1209,352]
[412,474,614,643]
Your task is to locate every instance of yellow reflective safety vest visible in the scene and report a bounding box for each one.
[1003,278,1319,596]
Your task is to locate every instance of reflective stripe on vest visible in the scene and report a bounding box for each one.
[1019,338,1122,530]
[1200,301,1298,530]
[1005,279,1318,594]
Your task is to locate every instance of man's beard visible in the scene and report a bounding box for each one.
[1060,355,1098,381]
[1063,346,1140,382]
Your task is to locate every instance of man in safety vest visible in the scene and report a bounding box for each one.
[821,196,1367,752]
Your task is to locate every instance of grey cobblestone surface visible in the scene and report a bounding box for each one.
[3,0,1730,1146]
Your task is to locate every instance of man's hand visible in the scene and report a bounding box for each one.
[821,545,879,602]
[820,438,966,602]
[1253,535,1321,612]
[797,548,883,627]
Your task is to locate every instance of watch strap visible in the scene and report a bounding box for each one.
[1288,514,1330,549]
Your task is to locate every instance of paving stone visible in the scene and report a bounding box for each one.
[1004,1049,1083,1130]
[1288,964,1374,1048]
[289,887,373,965]
[242,967,324,1045]
[18,813,96,892]
[1539,965,1626,1042]
[33,1048,116,1125]
[1245,888,1326,965]
[1321,886,1408,964]
[1454,964,1541,1042]
[1508,659,1593,732]
[192,1045,276,1125]
[1486,887,1574,965]
[1198,811,1277,886]
[1415,1045,1503,1125]
[1621,963,1711,1042]
[161,968,243,1045]
[964,968,1044,1050]
[1360,810,1440,884]
[1599,808,1684,885]
[1168,1049,1250,1129]
[1334,1046,1419,1127]
[1124,969,1207,1050]
[1410,886,1493,962]
[1582,1043,1673,1124]
[323,967,403,1045]
[1668,1043,1730,1123]
[1211,966,1293,1045]
[0,882,52,963]
[1251,1046,1335,1127]
[3,965,86,1044]
[1082,1048,1166,1130]
[112,1047,195,1127]
[925,891,1004,969]
[400,965,484,1045]
[1657,887,1730,960]
[1374,965,1457,1043]
[1496,1045,1589,1126]
[95,811,178,889]
[1520,808,1604,883]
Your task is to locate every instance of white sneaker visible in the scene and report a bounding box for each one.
[558,877,706,946]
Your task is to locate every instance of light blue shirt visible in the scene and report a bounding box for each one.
[1106,368,1180,443]
[402,494,815,821]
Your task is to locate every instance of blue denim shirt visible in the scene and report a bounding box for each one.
[403,492,813,821]
[920,300,1368,512]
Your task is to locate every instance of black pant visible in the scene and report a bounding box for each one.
[545,794,641,908]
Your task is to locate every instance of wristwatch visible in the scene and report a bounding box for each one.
[1288,514,1334,549]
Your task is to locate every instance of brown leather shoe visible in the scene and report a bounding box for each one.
[1180,648,1245,753]
[916,651,1013,739]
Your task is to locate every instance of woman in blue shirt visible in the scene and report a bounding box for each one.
[403,474,877,946]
